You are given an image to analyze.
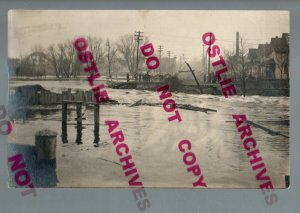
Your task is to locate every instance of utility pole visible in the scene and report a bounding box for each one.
[174,55,177,74]
[236,32,240,57]
[167,50,171,58]
[207,32,212,83]
[167,51,171,74]
[106,40,111,80]
[184,60,203,94]
[158,45,164,74]
[202,44,206,82]
[134,31,144,81]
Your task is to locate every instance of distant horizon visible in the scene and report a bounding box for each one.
[8,10,289,61]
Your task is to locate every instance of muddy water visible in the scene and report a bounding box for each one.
[9,80,289,188]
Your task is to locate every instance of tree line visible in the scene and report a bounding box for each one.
[9,35,149,79]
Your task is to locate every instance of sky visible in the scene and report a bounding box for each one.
[8,10,289,61]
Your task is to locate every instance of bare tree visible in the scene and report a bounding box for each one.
[87,36,105,67]
[47,37,105,79]
[48,44,61,78]
[224,50,237,81]
[117,34,148,78]
[273,51,289,81]
[18,46,47,78]
[225,36,250,97]
[106,39,118,79]
[47,40,77,78]
[117,35,136,77]
[57,41,74,78]
[239,37,248,97]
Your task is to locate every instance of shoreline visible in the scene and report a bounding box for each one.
[107,81,289,97]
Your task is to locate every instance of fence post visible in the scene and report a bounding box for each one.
[67,89,72,101]
[93,103,100,147]
[76,103,82,144]
[62,102,68,143]
[285,175,290,188]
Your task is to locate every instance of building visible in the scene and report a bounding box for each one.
[248,33,289,80]
[158,57,177,76]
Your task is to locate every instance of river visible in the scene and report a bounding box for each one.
[9,80,289,188]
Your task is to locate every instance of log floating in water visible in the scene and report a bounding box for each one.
[129,99,217,113]
[246,120,289,138]
[226,120,289,138]
[177,104,217,113]
[129,99,143,107]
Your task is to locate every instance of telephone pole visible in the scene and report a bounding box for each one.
[167,51,172,74]
[173,55,177,75]
[106,40,111,79]
[184,59,203,94]
[158,45,164,74]
[134,31,144,81]
[202,44,206,82]
[207,32,212,83]
[167,50,171,58]
[236,32,240,57]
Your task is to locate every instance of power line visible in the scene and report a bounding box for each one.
[158,45,164,74]
[134,31,144,81]
[167,51,172,75]
[158,45,164,58]
[167,50,172,58]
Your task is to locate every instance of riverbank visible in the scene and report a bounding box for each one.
[9,76,289,96]
[106,79,289,96]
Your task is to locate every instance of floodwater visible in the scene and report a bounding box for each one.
[9,80,290,188]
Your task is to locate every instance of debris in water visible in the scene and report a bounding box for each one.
[129,99,217,113]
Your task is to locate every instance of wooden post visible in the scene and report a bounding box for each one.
[35,129,57,160]
[285,175,290,188]
[62,102,68,143]
[67,89,72,101]
[91,91,95,102]
[84,91,89,102]
[81,90,85,102]
[185,61,203,93]
[93,103,100,147]
[76,103,82,144]
[91,91,94,102]
[62,91,66,102]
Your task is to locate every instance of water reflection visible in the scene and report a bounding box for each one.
[9,80,289,188]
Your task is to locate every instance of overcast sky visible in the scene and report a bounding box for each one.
[8,10,289,60]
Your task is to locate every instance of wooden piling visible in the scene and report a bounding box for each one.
[84,91,89,102]
[81,91,85,102]
[76,103,82,144]
[67,89,72,101]
[93,103,100,146]
[285,175,290,188]
[62,102,68,143]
